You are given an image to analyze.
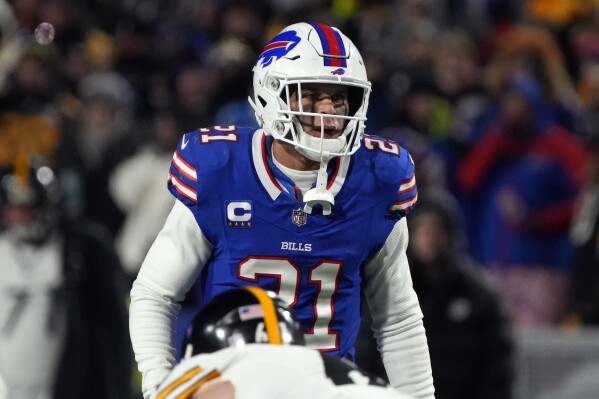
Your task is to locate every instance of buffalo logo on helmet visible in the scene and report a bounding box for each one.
[258,30,301,68]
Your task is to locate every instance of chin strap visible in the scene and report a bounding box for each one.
[303,151,334,215]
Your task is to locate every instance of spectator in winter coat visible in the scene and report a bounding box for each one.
[355,190,514,399]
[457,76,591,326]
[406,190,515,399]
[568,135,599,325]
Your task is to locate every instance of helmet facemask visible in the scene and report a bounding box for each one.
[1,161,60,245]
[261,77,370,162]
[3,205,57,245]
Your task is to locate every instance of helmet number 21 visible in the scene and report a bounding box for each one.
[238,256,342,351]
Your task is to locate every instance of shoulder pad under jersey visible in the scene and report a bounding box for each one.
[359,134,418,217]
[167,125,256,206]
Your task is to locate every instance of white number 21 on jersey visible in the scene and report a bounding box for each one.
[238,257,342,351]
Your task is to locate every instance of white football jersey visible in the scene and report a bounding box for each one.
[155,344,414,399]
[0,235,67,399]
[326,385,414,399]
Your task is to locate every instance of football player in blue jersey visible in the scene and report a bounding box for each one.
[129,22,434,399]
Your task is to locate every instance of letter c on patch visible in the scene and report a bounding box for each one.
[227,201,252,222]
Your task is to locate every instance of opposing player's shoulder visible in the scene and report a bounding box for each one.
[328,384,416,399]
[156,352,228,399]
[319,353,387,387]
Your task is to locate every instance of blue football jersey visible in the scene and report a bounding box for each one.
[168,126,417,359]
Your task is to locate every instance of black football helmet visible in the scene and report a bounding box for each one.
[183,287,305,357]
[0,154,60,243]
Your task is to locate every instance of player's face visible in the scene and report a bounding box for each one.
[2,204,44,226]
[290,83,349,139]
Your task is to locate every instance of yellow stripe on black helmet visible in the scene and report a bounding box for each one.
[183,287,304,356]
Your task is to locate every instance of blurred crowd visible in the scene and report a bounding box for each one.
[2,0,599,398]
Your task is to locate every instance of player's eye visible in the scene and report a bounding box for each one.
[331,93,348,106]
[302,92,347,105]
[302,92,317,102]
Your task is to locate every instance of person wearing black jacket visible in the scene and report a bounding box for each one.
[0,156,132,399]
[568,134,599,325]
[406,190,515,399]
[355,189,515,399]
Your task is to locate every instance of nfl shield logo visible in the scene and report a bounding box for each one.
[292,208,308,227]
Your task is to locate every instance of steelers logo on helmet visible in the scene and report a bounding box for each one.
[183,287,304,357]
[249,22,371,161]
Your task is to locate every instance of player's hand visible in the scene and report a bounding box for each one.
[155,357,222,399]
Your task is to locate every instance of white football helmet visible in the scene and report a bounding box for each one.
[249,22,371,161]
[249,22,371,215]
